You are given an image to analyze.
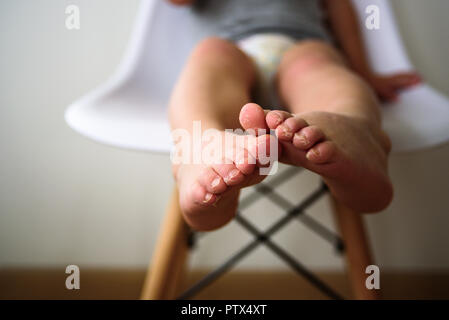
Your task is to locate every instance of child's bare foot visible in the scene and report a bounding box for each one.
[240,103,393,212]
[173,128,273,231]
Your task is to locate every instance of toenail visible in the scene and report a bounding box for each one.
[211,177,221,188]
[212,195,222,207]
[284,120,296,131]
[225,169,240,182]
[306,148,320,160]
[235,153,245,165]
[296,133,309,146]
[203,192,213,203]
[273,112,282,124]
[281,125,293,138]
[272,112,282,127]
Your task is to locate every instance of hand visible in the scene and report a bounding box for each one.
[365,72,422,103]
[167,0,195,6]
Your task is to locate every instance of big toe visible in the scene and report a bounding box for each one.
[239,103,268,134]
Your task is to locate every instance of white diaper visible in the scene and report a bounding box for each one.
[237,33,296,108]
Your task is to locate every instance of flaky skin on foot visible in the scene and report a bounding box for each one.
[172,122,276,231]
[239,103,393,213]
[173,102,392,231]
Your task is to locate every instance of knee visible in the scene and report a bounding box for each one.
[193,37,233,55]
[279,40,345,77]
[188,37,255,81]
[191,37,251,66]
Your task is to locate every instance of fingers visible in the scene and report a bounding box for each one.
[377,84,398,103]
[375,72,422,102]
[169,0,195,6]
[390,73,421,89]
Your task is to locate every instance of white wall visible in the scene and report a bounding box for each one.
[0,0,448,271]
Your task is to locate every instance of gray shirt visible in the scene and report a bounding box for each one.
[191,0,331,41]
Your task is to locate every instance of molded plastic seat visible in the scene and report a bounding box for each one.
[65,0,449,153]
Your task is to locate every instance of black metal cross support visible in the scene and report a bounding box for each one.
[177,167,345,300]
[234,214,343,300]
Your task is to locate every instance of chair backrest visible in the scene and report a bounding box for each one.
[350,0,413,74]
[115,0,222,111]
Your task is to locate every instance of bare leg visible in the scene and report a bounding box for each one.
[242,40,393,212]
[169,37,271,231]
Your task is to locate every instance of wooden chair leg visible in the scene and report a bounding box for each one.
[330,196,381,300]
[141,187,190,300]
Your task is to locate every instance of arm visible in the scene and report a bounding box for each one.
[323,0,421,102]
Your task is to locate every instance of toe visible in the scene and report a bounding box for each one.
[190,181,217,207]
[239,103,268,134]
[266,110,291,129]
[306,141,337,164]
[212,160,245,186]
[234,147,257,175]
[293,125,325,150]
[198,167,227,194]
[275,116,308,141]
[254,134,279,168]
